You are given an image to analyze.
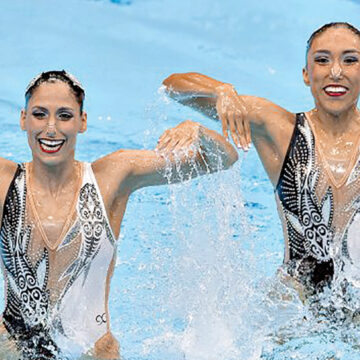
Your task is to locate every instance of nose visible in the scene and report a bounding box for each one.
[330,61,343,81]
[46,117,57,137]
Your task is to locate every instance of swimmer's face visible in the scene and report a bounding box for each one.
[303,26,360,116]
[20,81,87,166]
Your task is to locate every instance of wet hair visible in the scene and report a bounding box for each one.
[25,70,85,113]
[305,22,360,66]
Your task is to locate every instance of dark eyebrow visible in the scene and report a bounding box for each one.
[313,50,331,55]
[343,49,360,55]
[57,107,75,112]
[31,106,48,112]
[313,49,360,55]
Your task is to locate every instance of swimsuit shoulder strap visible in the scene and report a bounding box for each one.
[275,113,309,192]
[3,163,26,205]
[0,163,26,237]
[80,162,116,242]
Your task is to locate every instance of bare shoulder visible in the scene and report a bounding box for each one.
[0,158,18,191]
[92,149,159,194]
[92,150,131,191]
[243,95,295,132]
[243,96,296,148]
[92,149,157,176]
[245,100,296,186]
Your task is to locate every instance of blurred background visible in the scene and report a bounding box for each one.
[0,1,360,359]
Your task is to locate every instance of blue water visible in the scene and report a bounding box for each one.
[1,0,360,359]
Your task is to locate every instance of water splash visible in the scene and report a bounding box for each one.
[133,94,360,360]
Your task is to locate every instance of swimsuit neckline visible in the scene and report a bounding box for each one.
[25,162,84,251]
[304,112,360,189]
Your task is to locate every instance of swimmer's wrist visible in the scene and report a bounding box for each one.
[215,83,235,97]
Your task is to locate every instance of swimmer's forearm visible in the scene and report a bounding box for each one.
[112,125,238,192]
[163,72,237,121]
[163,73,290,142]
[163,72,225,98]
[162,72,232,115]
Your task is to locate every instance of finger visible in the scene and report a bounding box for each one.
[234,114,248,151]
[237,122,247,151]
[156,136,171,151]
[173,137,189,152]
[221,116,229,140]
[216,98,228,137]
[228,111,241,149]
[184,138,200,156]
[165,138,181,153]
[232,111,246,150]
[157,130,171,145]
[158,129,171,141]
[244,117,252,148]
[234,98,250,147]
[219,106,230,140]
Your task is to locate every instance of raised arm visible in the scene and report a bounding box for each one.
[163,72,296,185]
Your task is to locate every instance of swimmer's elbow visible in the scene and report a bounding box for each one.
[162,73,199,97]
[162,74,178,92]
[200,147,239,174]
[162,74,175,88]
[162,74,183,101]
[219,139,239,170]
[226,148,239,169]
[218,148,239,171]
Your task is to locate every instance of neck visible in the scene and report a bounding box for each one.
[30,157,80,195]
[310,105,360,137]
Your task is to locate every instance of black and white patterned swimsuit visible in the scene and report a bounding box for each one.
[0,162,117,359]
[275,113,360,291]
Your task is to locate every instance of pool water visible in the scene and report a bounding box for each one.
[1,0,360,359]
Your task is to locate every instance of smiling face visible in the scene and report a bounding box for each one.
[20,80,87,166]
[303,26,360,117]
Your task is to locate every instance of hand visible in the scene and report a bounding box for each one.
[215,83,251,151]
[156,120,202,156]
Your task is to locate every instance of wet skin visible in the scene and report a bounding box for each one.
[302,27,360,181]
[0,81,237,240]
[0,80,238,358]
[162,26,360,270]
[20,82,87,168]
[163,26,360,186]
[303,27,360,120]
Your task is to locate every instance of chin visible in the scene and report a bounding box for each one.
[37,158,64,167]
[318,100,355,117]
[33,152,71,167]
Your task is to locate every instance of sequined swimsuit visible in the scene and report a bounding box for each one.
[0,162,118,359]
[276,113,360,291]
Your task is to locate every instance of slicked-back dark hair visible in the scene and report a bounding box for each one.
[305,22,360,66]
[25,70,85,113]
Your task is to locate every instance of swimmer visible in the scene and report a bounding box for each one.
[0,70,238,359]
[163,22,360,297]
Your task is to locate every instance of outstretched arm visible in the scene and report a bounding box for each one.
[163,72,295,185]
[95,120,238,196]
